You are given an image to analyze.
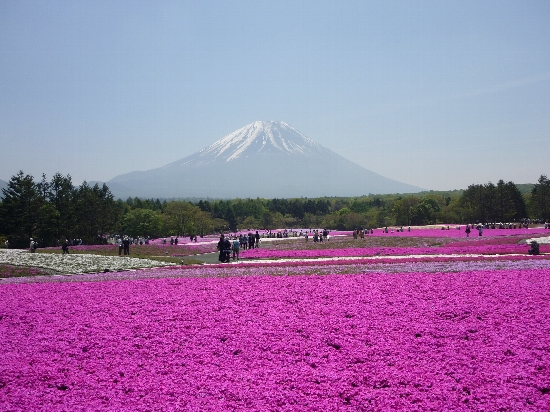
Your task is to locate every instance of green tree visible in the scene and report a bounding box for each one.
[195,210,218,237]
[261,211,275,230]
[461,181,527,223]
[123,209,162,238]
[239,215,259,230]
[461,183,493,223]
[0,171,41,247]
[392,197,420,226]
[48,173,74,241]
[530,175,550,221]
[495,180,526,222]
[72,182,117,244]
[164,201,207,236]
[35,203,60,246]
[415,197,441,225]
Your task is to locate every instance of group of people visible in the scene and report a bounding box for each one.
[217,234,240,263]
[56,238,83,247]
[352,228,374,239]
[305,229,330,242]
[217,232,261,263]
[464,225,484,237]
[116,236,131,255]
[240,232,260,250]
[462,222,549,237]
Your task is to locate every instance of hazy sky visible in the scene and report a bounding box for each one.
[1,1,549,191]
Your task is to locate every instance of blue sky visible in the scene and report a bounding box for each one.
[1,1,549,191]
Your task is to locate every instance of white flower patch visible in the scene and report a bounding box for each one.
[526,236,550,244]
[227,253,527,265]
[0,249,175,274]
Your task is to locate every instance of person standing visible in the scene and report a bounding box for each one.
[117,237,123,255]
[223,236,232,262]
[29,238,36,253]
[62,239,69,254]
[123,236,130,255]
[255,231,260,248]
[4,239,9,249]
[218,234,226,262]
[232,237,240,261]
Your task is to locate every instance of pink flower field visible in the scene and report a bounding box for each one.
[1,227,550,410]
[1,268,550,411]
[361,227,550,238]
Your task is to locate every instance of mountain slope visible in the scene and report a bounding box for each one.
[108,121,423,198]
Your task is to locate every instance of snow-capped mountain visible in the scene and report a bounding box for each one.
[168,121,327,167]
[107,121,423,199]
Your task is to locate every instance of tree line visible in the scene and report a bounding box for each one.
[1,171,549,248]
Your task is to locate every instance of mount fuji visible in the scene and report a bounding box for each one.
[107,121,423,199]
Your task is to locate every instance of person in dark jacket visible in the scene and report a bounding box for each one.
[123,236,130,255]
[217,234,225,262]
[223,237,232,262]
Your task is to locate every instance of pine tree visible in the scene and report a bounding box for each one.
[0,171,40,248]
[531,175,550,221]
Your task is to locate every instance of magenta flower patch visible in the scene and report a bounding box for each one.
[241,244,549,259]
[1,270,550,410]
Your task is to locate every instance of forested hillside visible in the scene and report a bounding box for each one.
[1,171,549,248]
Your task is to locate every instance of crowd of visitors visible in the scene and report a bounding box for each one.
[8,221,547,257]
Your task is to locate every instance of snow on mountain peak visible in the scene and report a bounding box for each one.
[197,121,325,162]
